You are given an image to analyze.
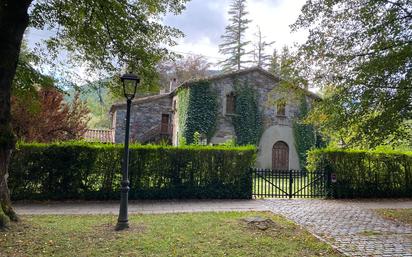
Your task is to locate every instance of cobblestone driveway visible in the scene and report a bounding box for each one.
[264,199,412,257]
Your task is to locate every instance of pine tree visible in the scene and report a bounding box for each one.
[253,26,274,69]
[219,0,251,71]
[280,46,294,81]
[269,49,281,77]
[278,46,309,89]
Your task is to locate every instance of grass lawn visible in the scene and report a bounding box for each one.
[376,208,412,225]
[0,212,342,257]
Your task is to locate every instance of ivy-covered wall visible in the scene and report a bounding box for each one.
[292,96,316,169]
[232,82,263,146]
[177,81,218,145]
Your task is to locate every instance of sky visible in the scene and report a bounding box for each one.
[164,0,308,68]
[25,0,308,80]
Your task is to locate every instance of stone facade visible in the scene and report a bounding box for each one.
[111,94,173,143]
[111,67,319,169]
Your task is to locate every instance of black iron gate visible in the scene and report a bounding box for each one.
[252,168,330,198]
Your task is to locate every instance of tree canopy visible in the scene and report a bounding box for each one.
[0,0,188,229]
[12,88,89,142]
[29,0,188,87]
[269,49,281,77]
[157,55,211,87]
[11,44,90,140]
[293,0,412,148]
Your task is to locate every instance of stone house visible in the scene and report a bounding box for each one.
[110,67,319,170]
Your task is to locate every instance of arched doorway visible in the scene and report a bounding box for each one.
[272,141,289,170]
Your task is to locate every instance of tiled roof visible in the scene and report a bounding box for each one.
[110,92,171,112]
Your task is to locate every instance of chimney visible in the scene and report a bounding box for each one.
[169,78,178,92]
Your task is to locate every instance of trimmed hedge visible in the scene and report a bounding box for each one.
[308,148,412,198]
[9,142,256,200]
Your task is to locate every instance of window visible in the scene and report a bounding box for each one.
[277,101,286,116]
[161,114,170,134]
[226,92,236,114]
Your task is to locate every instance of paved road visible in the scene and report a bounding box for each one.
[14,198,412,256]
[13,199,268,215]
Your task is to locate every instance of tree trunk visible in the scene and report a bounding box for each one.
[0,0,32,229]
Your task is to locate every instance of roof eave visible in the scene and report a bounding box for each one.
[170,66,321,100]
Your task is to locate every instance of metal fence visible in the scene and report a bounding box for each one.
[252,168,329,198]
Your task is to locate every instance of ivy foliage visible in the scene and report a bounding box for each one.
[293,97,316,169]
[232,82,262,145]
[177,81,218,144]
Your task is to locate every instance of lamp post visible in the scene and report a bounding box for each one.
[116,72,140,231]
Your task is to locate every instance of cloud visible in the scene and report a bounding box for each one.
[247,0,308,51]
[25,0,310,80]
[164,0,229,43]
[167,0,308,69]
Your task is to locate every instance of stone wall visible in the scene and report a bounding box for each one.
[113,94,173,143]
[114,68,317,170]
[206,71,301,142]
[257,125,300,170]
[172,70,306,169]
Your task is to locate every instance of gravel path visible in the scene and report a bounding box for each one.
[13,199,268,215]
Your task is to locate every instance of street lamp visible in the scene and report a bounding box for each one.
[116,72,140,231]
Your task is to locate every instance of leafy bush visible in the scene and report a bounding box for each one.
[308,148,412,198]
[9,142,255,200]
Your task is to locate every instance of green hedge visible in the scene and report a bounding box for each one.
[308,148,412,198]
[9,142,256,200]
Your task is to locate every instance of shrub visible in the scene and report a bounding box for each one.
[308,148,412,198]
[9,142,256,200]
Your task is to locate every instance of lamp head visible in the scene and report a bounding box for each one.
[120,73,140,100]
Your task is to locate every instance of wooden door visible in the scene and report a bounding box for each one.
[161,114,170,134]
[272,141,289,170]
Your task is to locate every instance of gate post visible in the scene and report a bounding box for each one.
[289,170,293,199]
[325,163,333,198]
